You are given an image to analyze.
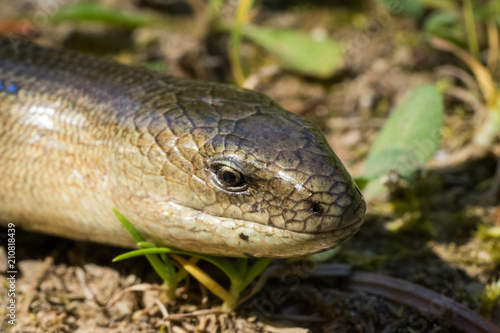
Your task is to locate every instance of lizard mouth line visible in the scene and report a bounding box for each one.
[280,216,365,236]
[164,200,364,236]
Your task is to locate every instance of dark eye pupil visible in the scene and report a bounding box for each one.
[222,170,236,184]
[215,165,245,189]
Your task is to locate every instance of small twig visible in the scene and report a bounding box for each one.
[431,37,497,108]
[426,145,490,170]
[20,255,54,314]
[106,283,164,306]
[435,65,481,98]
[155,298,169,318]
[156,309,224,322]
[486,18,499,74]
[261,325,311,333]
[197,313,209,331]
[345,272,499,333]
[266,314,327,323]
[443,86,487,119]
[75,266,96,302]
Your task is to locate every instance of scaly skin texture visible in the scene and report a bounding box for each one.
[0,37,366,258]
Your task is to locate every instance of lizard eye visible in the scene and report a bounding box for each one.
[213,164,248,191]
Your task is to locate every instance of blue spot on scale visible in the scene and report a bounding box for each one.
[7,84,19,94]
[0,81,20,94]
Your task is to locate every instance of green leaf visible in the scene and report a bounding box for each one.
[137,241,158,248]
[239,258,273,292]
[52,2,156,28]
[113,248,180,262]
[361,179,387,202]
[362,85,444,179]
[353,177,370,190]
[112,210,176,281]
[417,0,458,11]
[115,244,241,281]
[112,208,145,243]
[424,11,466,44]
[378,0,424,16]
[241,24,344,78]
[236,258,248,277]
[112,208,274,310]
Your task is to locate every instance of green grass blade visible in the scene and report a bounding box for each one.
[112,208,145,243]
[239,258,272,292]
[112,208,269,305]
[147,253,176,281]
[113,248,198,262]
[112,210,177,280]
[236,258,248,277]
[171,254,234,306]
[379,0,424,16]
[228,0,254,86]
[137,241,157,248]
[193,255,241,280]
